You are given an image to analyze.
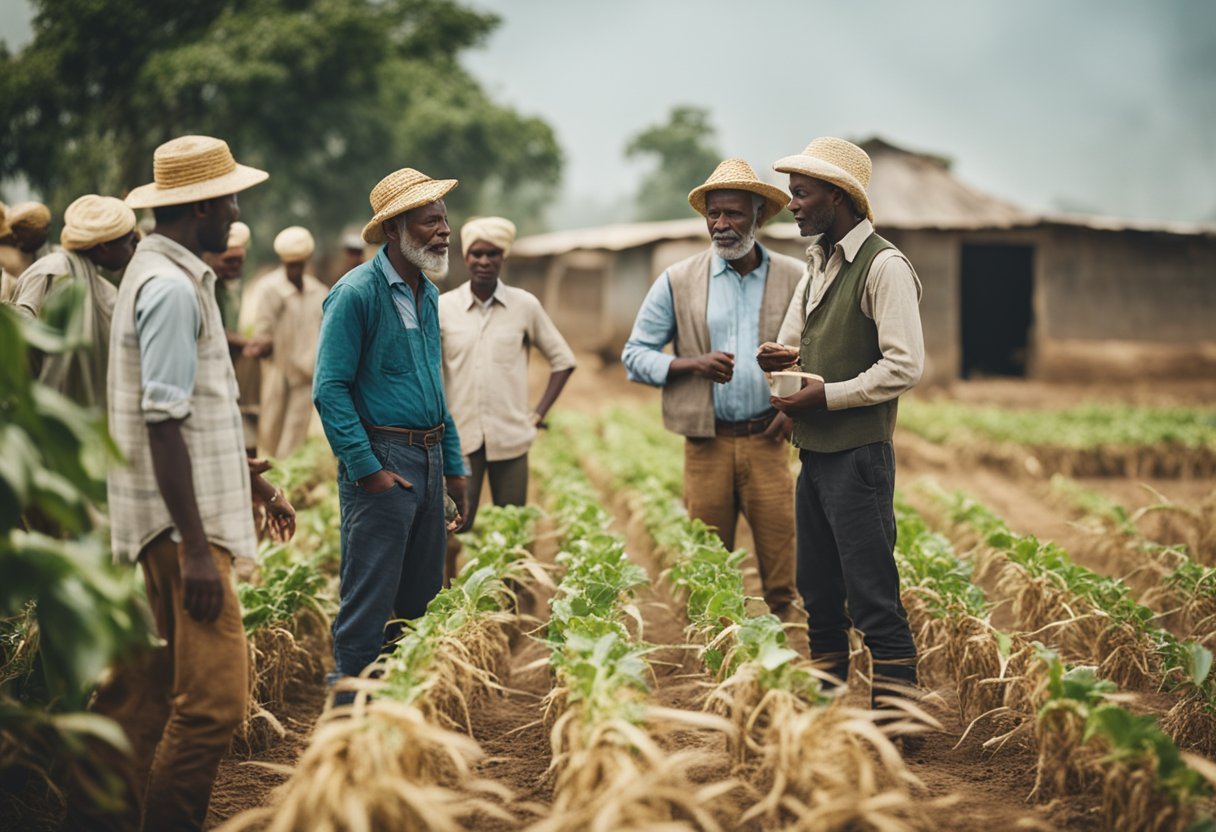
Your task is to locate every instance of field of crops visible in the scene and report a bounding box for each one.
[5,353,1216,830]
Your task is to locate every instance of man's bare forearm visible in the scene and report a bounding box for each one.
[535,367,574,418]
[147,419,207,549]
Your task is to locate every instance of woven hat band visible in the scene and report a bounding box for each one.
[153,141,238,190]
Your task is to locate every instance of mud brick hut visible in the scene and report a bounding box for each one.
[494,138,1216,382]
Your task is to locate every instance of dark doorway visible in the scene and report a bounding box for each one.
[960,244,1034,378]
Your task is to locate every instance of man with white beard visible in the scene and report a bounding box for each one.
[313,168,468,698]
[621,160,806,627]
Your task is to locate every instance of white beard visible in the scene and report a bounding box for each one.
[711,224,758,262]
[399,234,449,278]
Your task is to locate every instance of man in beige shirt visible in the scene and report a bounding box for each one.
[246,226,327,458]
[439,216,575,558]
[758,138,924,740]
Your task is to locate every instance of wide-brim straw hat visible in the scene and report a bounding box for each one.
[362,168,457,245]
[773,137,873,221]
[688,159,789,226]
[60,195,137,251]
[126,135,268,210]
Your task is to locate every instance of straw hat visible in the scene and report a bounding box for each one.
[274,226,315,262]
[361,167,457,245]
[227,221,251,250]
[773,137,873,221]
[125,135,268,209]
[688,160,789,226]
[461,216,517,258]
[9,201,52,233]
[59,195,137,251]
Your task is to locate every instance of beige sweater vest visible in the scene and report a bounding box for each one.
[662,247,805,437]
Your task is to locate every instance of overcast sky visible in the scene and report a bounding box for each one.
[3,0,1214,225]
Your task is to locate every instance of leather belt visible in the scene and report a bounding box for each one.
[714,412,775,437]
[367,423,445,447]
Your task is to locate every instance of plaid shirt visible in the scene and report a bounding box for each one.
[106,234,255,564]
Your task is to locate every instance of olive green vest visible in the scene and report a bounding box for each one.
[792,232,898,453]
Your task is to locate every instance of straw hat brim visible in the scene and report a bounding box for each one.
[125,164,269,210]
[773,155,873,221]
[688,180,789,226]
[362,179,458,245]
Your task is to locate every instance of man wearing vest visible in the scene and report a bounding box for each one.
[759,137,925,719]
[622,160,805,625]
[102,135,297,830]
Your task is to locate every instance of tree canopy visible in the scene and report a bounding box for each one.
[625,106,722,222]
[0,0,563,260]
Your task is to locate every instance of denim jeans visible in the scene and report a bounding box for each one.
[331,433,447,679]
[795,441,917,688]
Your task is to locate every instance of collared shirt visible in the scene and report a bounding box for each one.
[253,267,327,385]
[439,280,575,461]
[622,244,773,421]
[313,244,465,480]
[107,233,255,563]
[776,219,924,410]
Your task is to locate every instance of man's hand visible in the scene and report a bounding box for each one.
[359,468,413,494]
[446,475,470,532]
[242,337,272,359]
[251,468,297,541]
[756,341,800,373]
[771,378,827,416]
[671,351,735,384]
[762,411,793,443]
[179,539,224,622]
[247,457,273,477]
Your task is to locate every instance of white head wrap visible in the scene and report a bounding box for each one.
[59,195,137,251]
[273,225,315,263]
[227,221,251,250]
[460,216,517,258]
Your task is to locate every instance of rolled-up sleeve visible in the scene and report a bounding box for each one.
[823,252,925,410]
[312,285,380,481]
[620,272,677,387]
[776,272,811,348]
[528,297,576,372]
[135,274,200,423]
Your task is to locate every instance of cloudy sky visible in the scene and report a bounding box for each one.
[3,0,1214,225]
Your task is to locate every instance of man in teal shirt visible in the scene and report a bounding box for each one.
[313,167,468,690]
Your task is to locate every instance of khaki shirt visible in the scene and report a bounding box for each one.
[776,219,924,410]
[253,267,327,386]
[439,281,575,461]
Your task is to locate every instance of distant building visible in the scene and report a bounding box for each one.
[475,139,1216,382]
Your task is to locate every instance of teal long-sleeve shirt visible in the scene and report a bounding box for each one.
[313,244,466,480]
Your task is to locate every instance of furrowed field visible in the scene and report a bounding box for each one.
[4,354,1216,831]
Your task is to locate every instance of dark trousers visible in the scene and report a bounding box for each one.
[331,434,447,679]
[465,446,529,527]
[795,441,917,688]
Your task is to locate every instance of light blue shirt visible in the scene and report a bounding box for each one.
[135,273,201,423]
[383,264,421,330]
[622,245,772,422]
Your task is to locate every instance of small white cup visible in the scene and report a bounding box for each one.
[769,371,823,397]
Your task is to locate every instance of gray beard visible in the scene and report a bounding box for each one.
[399,234,449,278]
[711,225,758,262]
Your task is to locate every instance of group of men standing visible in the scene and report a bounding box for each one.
[5,129,924,829]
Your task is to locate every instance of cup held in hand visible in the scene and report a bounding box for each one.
[769,370,824,397]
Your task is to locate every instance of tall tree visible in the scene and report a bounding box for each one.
[625,106,722,222]
[0,0,562,258]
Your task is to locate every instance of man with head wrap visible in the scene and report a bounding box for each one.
[438,216,576,578]
[10,195,138,407]
[0,201,53,304]
[244,226,327,458]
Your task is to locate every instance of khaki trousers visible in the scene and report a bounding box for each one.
[258,367,313,458]
[683,434,801,620]
[93,533,248,831]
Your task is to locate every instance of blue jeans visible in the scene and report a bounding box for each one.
[331,433,447,680]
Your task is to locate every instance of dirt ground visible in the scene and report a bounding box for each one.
[201,355,1214,830]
